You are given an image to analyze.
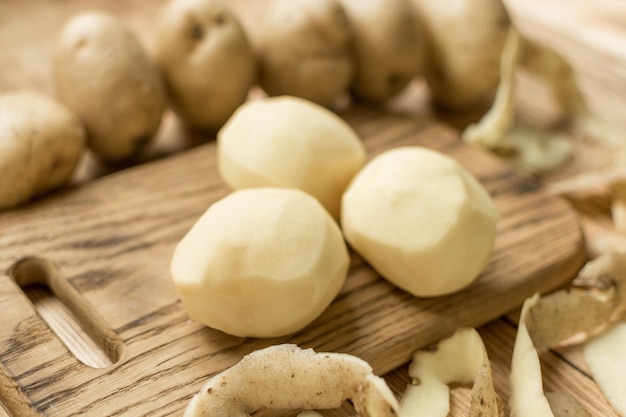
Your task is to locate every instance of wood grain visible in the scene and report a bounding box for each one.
[0,102,586,416]
[2,0,625,416]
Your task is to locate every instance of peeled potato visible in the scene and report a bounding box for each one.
[217,96,366,219]
[341,146,498,297]
[54,11,165,162]
[155,0,256,131]
[170,188,349,338]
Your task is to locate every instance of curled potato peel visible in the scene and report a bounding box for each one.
[462,27,575,174]
[583,322,626,416]
[185,334,504,417]
[399,328,502,417]
[184,344,399,417]
[511,250,626,417]
[460,8,620,175]
[548,167,626,241]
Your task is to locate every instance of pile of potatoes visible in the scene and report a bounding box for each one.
[0,0,516,211]
[0,0,507,338]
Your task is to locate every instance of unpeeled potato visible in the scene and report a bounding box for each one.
[410,0,511,111]
[155,0,256,131]
[54,11,165,162]
[0,91,86,210]
[338,0,422,103]
[255,0,353,107]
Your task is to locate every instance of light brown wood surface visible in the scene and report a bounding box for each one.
[0,0,624,416]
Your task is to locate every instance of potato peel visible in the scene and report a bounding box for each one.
[462,27,520,151]
[184,344,399,417]
[548,167,626,236]
[511,250,626,417]
[462,27,574,175]
[511,294,590,417]
[460,14,626,175]
[399,327,502,417]
[516,249,626,352]
[511,294,562,417]
[583,321,626,416]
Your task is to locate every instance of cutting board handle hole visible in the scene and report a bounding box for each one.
[9,257,126,369]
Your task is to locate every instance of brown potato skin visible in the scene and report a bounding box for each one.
[0,91,86,210]
[255,0,353,107]
[411,0,511,111]
[338,0,422,103]
[54,11,165,162]
[155,0,256,131]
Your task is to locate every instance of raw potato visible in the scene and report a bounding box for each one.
[184,344,399,417]
[399,328,502,417]
[341,146,498,297]
[217,96,366,219]
[338,0,422,103]
[255,0,353,107]
[0,91,86,210]
[411,0,510,111]
[170,188,349,338]
[155,0,256,131]
[54,11,165,162]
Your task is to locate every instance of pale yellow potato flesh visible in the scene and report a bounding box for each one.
[510,295,554,417]
[170,188,349,338]
[217,96,366,219]
[583,322,626,416]
[399,327,501,417]
[341,146,498,297]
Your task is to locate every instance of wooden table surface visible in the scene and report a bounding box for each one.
[1,0,625,416]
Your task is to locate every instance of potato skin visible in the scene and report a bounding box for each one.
[155,0,256,131]
[338,0,422,103]
[54,11,165,162]
[256,0,353,107]
[411,0,511,111]
[0,91,86,210]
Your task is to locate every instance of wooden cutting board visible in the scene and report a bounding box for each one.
[0,104,586,416]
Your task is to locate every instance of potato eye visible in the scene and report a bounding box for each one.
[214,12,226,26]
[387,73,404,88]
[191,23,204,40]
